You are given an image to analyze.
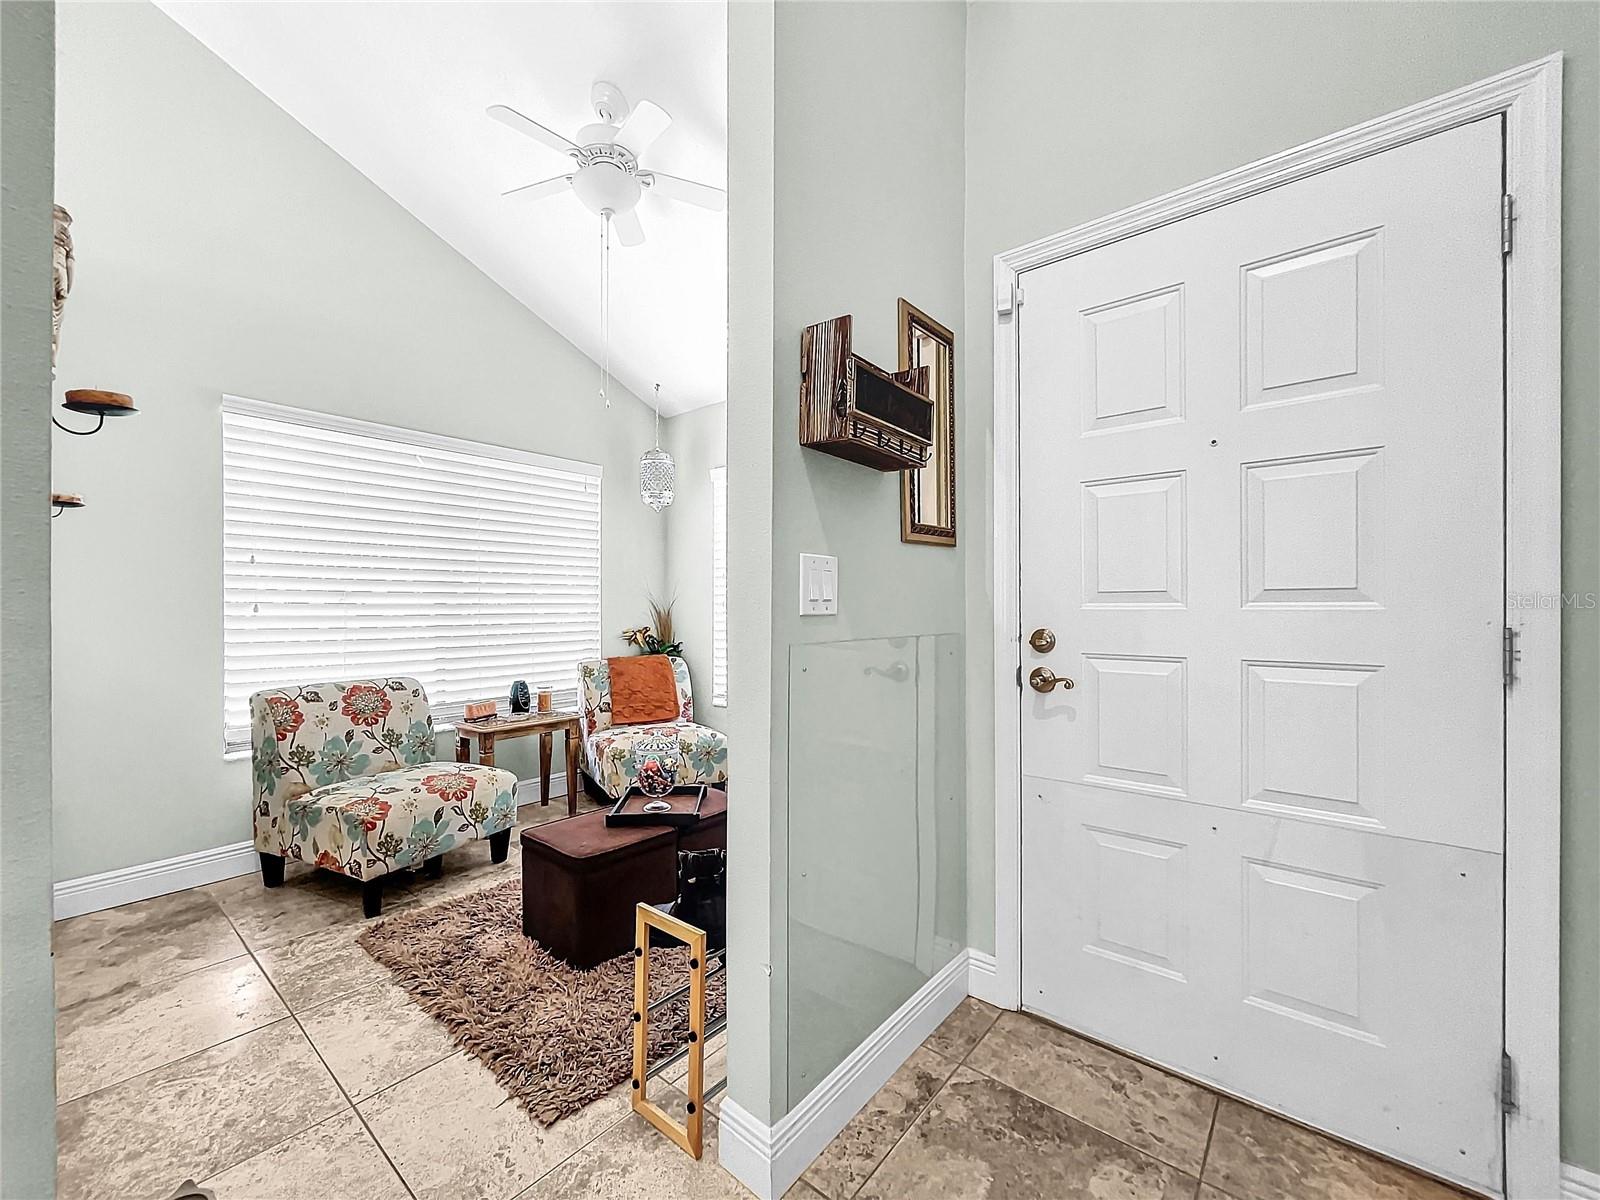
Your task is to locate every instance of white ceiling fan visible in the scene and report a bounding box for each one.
[488,81,726,246]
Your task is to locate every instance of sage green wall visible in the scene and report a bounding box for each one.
[51,0,670,884]
[766,0,967,1119]
[663,402,728,732]
[961,0,1600,1172]
[725,0,969,1129]
[0,1,58,1192]
[723,0,779,1131]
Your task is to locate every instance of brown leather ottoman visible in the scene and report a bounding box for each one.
[521,788,727,969]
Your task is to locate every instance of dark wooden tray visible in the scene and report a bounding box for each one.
[607,784,706,828]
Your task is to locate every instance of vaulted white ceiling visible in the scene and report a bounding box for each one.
[158,1,727,416]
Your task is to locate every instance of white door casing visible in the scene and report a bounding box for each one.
[991,57,1562,1200]
[1018,117,1506,1192]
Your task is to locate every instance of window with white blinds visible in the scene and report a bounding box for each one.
[221,396,602,753]
[711,465,728,707]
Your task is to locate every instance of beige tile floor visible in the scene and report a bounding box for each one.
[54,798,1473,1200]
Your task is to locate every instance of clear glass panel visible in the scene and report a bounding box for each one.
[786,634,965,1108]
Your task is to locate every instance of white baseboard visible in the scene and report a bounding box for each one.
[514,774,572,804]
[718,1099,779,1198]
[720,947,972,1199]
[1565,1163,1600,1200]
[53,780,565,921]
[53,840,260,920]
[966,948,1005,1007]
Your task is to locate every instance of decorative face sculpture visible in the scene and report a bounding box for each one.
[52,205,74,372]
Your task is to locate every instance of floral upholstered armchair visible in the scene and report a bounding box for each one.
[577,656,728,800]
[250,677,519,916]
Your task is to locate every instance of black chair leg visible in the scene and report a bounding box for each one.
[489,828,511,864]
[421,855,444,879]
[362,878,384,919]
[259,853,285,888]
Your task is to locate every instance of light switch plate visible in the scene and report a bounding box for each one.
[799,553,838,616]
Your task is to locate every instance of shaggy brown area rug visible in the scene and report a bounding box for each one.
[357,878,725,1126]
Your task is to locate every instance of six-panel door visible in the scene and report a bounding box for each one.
[1019,116,1506,1193]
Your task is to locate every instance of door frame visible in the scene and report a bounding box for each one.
[989,56,1563,1198]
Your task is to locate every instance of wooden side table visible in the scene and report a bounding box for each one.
[455,710,583,817]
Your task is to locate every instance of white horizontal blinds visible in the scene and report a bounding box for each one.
[221,398,602,752]
[711,465,728,707]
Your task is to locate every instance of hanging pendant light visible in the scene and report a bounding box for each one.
[640,383,675,512]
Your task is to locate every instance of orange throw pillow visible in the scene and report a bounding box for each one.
[608,655,680,726]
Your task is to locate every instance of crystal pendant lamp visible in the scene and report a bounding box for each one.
[640,383,675,511]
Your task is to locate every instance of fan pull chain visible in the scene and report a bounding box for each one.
[653,383,662,448]
[599,211,612,407]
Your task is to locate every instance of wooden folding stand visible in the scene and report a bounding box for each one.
[632,903,727,1159]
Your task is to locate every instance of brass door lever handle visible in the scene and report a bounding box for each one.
[1028,667,1074,693]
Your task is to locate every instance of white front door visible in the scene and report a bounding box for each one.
[1018,117,1506,1193]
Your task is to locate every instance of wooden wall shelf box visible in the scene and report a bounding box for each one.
[799,315,934,471]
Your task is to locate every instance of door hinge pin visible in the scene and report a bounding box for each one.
[1501,1050,1518,1115]
[1503,625,1521,688]
[1502,194,1514,256]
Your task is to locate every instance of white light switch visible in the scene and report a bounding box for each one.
[799,553,838,616]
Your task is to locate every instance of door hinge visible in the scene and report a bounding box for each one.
[1503,625,1521,688]
[1502,193,1514,256]
[996,281,1024,318]
[1500,1051,1518,1115]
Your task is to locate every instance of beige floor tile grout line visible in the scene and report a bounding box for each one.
[54,1011,294,1109]
[62,823,714,1199]
[1195,1104,1220,1199]
[919,1006,1221,1189]
[52,900,379,1192]
[230,870,642,1200]
[220,901,423,1200]
[833,1003,1002,1200]
[57,818,653,1196]
[497,1104,637,1200]
[52,890,254,1013]
[50,928,297,1107]
[350,1046,466,1109]
[953,1051,1209,1182]
[260,915,627,1191]
[52,946,255,1026]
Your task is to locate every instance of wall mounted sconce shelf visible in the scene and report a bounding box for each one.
[51,389,139,513]
[799,315,933,471]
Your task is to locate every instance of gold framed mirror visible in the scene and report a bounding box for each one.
[897,299,956,546]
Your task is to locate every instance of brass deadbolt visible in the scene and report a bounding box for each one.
[1028,628,1056,653]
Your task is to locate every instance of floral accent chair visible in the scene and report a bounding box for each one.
[577,656,729,800]
[250,677,519,916]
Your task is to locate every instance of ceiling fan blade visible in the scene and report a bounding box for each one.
[610,208,646,247]
[502,175,573,201]
[486,104,578,156]
[643,171,727,213]
[614,99,671,157]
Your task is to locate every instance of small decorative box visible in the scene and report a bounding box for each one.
[465,700,498,721]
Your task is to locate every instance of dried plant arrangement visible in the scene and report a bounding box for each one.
[621,594,682,657]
